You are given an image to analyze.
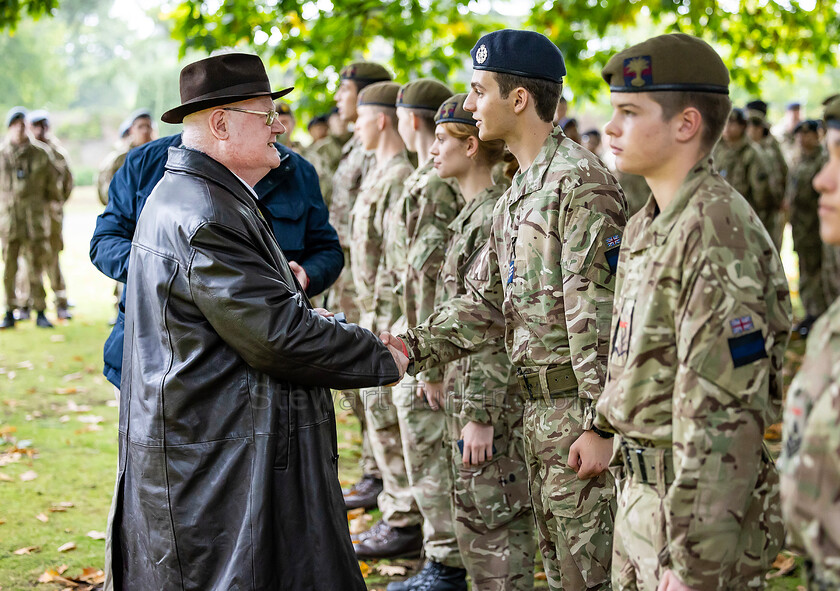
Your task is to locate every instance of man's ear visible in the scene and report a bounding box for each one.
[675,106,703,144]
[208,109,229,140]
[512,87,530,116]
[409,112,421,131]
[376,111,387,131]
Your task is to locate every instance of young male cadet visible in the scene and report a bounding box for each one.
[596,33,792,591]
[385,29,628,590]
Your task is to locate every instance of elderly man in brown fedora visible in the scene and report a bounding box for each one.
[108,53,406,591]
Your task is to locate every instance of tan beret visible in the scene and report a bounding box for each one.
[396,79,453,111]
[357,81,401,108]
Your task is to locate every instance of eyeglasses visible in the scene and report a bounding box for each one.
[222,107,279,126]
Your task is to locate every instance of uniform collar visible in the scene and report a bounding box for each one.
[448,185,502,233]
[629,157,713,252]
[508,125,565,202]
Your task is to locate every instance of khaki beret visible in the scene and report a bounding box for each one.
[602,33,729,94]
[434,93,476,126]
[396,79,453,111]
[824,97,840,130]
[357,81,401,108]
[340,62,391,84]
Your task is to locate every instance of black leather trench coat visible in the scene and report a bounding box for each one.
[111,146,399,591]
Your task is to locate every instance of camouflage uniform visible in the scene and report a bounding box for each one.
[713,136,778,237]
[351,150,420,526]
[434,184,536,589]
[786,147,829,317]
[330,135,377,477]
[778,296,840,591]
[97,142,131,206]
[759,134,788,249]
[615,171,650,218]
[302,131,351,209]
[38,137,73,310]
[595,158,791,590]
[389,159,465,568]
[402,127,626,590]
[0,136,58,312]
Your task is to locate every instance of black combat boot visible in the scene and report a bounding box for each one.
[14,306,30,321]
[35,311,54,328]
[0,311,14,329]
[343,474,383,510]
[353,521,422,560]
[387,561,467,591]
[57,306,73,320]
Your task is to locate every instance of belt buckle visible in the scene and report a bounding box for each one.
[517,367,535,400]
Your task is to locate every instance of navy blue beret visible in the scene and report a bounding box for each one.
[471,29,566,83]
[794,119,822,134]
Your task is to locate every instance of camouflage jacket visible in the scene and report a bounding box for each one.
[401,126,627,429]
[350,151,414,324]
[426,185,515,425]
[402,158,463,330]
[330,136,373,248]
[786,147,828,241]
[302,132,350,209]
[0,136,59,241]
[713,137,776,230]
[760,134,788,194]
[615,170,650,218]
[97,142,131,206]
[41,137,73,205]
[779,296,840,586]
[595,158,792,589]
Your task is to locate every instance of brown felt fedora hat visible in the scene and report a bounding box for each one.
[161,53,293,124]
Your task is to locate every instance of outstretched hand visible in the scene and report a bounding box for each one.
[380,331,409,382]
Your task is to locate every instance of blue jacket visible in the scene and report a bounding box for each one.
[90,133,343,387]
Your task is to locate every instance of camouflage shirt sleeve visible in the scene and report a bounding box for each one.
[747,148,773,223]
[559,182,625,429]
[668,244,782,589]
[401,229,506,374]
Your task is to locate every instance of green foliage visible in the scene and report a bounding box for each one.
[526,0,840,101]
[164,0,840,117]
[0,0,57,31]
[165,0,511,119]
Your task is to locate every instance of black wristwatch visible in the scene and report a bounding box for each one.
[591,425,614,439]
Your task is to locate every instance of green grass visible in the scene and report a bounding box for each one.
[0,186,809,590]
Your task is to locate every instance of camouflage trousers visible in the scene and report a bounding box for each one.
[393,381,462,567]
[1,234,48,311]
[15,224,67,310]
[793,229,828,317]
[523,396,615,591]
[612,451,783,590]
[362,383,421,527]
[447,395,535,590]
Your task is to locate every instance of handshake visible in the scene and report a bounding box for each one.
[380,331,409,382]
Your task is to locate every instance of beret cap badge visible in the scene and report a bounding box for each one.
[476,44,488,65]
[623,56,653,88]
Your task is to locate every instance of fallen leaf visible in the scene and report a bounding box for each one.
[348,512,373,535]
[36,568,77,586]
[0,473,12,482]
[358,561,370,578]
[55,387,82,395]
[50,334,66,342]
[0,519,6,525]
[347,507,366,520]
[57,564,69,575]
[16,360,34,370]
[535,572,547,581]
[766,552,796,578]
[13,545,39,555]
[36,513,49,523]
[77,415,104,424]
[86,530,106,540]
[79,567,105,584]
[20,470,38,481]
[764,423,783,441]
[57,542,76,553]
[62,372,83,383]
[377,564,408,577]
[0,426,16,437]
[74,425,103,434]
[58,501,74,508]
